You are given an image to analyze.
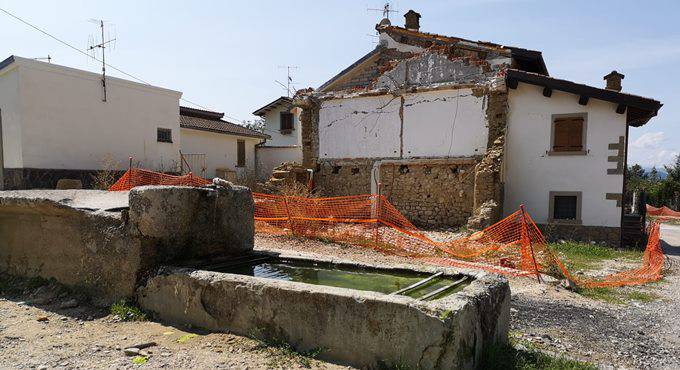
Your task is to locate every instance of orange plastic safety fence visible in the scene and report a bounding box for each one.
[108,168,211,191]
[647,204,680,220]
[254,193,665,288]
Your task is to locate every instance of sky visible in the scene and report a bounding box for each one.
[1,0,678,168]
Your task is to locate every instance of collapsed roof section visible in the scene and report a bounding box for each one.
[317,25,547,94]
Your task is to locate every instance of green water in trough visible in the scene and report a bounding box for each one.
[206,258,471,300]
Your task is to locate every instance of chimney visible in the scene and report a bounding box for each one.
[404,10,421,31]
[604,71,625,92]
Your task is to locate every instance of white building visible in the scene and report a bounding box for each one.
[294,11,662,246]
[180,106,268,180]
[252,97,303,180]
[0,55,266,189]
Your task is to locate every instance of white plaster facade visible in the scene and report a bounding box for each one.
[261,105,302,147]
[504,83,626,227]
[0,56,182,173]
[254,98,303,179]
[318,88,488,159]
[180,128,260,179]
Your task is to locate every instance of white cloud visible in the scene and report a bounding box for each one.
[647,150,679,167]
[632,132,665,149]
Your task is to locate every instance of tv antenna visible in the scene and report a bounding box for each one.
[87,19,116,102]
[32,55,52,63]
[276,65,299,97]
[368,2,398,20]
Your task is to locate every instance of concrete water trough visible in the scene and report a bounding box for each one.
[138,251,510,369]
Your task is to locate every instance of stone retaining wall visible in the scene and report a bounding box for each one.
[538,223,621,247]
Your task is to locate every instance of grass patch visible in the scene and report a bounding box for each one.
[480,342,596,370]
[549,241,642,272]
[110,300,147,321]
[577,287,660,304]
[252,334,325,368]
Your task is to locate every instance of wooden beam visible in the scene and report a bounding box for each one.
[542,87,552,97]
[616,104,627,114]
[578,95,589,106]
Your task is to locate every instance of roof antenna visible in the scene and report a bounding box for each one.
[368,2,398,20]
[87,19,116,102]
[32,55,52,63]
[276,65,299,97]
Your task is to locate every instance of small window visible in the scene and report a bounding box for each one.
[552,116,584,153]
[237,140,246,167]
[549,191,582,224]
[157,128,172,143]
[280,112,294,132]
[554,196,577,220]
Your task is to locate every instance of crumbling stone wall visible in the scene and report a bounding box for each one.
[295,96,320,168]
[296,35,512,230]
[316,159,374,196]
[381,162,476,227]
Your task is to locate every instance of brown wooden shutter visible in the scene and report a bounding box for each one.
[553,118,583,152]
[280,112,293,131]
[237,140,245,167]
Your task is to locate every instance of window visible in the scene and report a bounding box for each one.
[550,115,586,155]
[549,191,582,224]
[237,140,246,167]
[280,112,294,133]
[157,128,172,143]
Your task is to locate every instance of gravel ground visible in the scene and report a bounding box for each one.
[0,282,347,369]
[1,227,677,369]
[254,226,680,369]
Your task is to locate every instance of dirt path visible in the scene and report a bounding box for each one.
[0,284,348,369]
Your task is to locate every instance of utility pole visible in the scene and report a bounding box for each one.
[88,19,115,102]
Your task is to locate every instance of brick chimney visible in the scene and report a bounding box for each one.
[604,71,625,92]
[404,10,421,31]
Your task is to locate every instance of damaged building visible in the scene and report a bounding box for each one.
[293,10,662,246]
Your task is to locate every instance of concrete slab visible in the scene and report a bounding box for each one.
[0,189,129,212]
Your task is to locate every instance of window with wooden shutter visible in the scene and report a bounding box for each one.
[237,140,246,167]
[280,112,294,132]
[552,117,584,152]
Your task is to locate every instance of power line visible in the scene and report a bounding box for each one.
[0,7,245,121]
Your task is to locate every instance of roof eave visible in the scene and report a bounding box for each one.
[506,69,662,126]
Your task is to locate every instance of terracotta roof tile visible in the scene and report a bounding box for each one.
[180,107,268,139]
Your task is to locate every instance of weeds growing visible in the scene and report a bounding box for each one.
[110,299,147,321]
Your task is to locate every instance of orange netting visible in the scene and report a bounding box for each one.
[105,168,665,288]
[108,168,211,191]
[254,193,665,288]
[647,204,680,219]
